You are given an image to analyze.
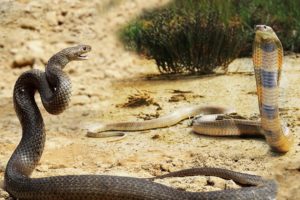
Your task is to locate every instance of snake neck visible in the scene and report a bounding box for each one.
[47,54,69,70]
[6,71,46,182]
[47,45,82,69]
[44,51,74,115]
[46,44,91,70]
[46,51,70,85]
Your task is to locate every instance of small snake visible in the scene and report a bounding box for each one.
[88,25,292,153]
[4,44,277,199]
[86,105,235,138]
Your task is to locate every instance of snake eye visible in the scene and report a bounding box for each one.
[82,46,87,51]
[264,25,267,29]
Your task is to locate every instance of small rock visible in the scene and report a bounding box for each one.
[19,18,39,30]
[11,53,35,68]
[71,95,90,105]
[0,164,5,173]
[73,161,86,168]
[25,1,43,11]
[225,180,240,189]
[36,165,48,172]
[46,11,58,26]
[155,176,207,192]
[48,164,67,170]
[57,15,65,26]
[104,69,123,79]
[9,48,19,55]
[81,111,89,116]
[151,134,160,139]
[160,163,171,172]
[169,94,186,102]
[96,162,113,169]
[207,176,226,189]
[26,40,44,56]
[0,186,9,199]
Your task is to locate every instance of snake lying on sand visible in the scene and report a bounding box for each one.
[86,105,235,138]
[4,29,279,199]
[87,25,292,153]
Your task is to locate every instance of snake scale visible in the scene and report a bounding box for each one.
[4,25,284,199]
[88,25,292,153]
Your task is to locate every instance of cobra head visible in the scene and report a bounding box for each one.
[254,25,279,42]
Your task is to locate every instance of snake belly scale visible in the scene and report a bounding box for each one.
[5,30,280,199]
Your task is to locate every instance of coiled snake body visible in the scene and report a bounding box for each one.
[4,26,283,199]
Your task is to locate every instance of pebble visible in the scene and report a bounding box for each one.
[19,18,39,30]
[26,40,44,57]
[206,176,240,189]
[11,53,35,68]
[0,164,5,173]
[46,11,58,26]
[0,179,9,199]
[169,94,186,102]
[71,95,90,105]
[48,164,67,170]
[155,176,207,192]
[36,165,49,172]
[225,180,240,189]
[25,1,43,11]
[0,188,10,199]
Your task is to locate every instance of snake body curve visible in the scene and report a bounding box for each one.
[88,25,292,153]
[86,105,235,137]
[4,44,277,199]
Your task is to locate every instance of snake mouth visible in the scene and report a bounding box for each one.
[78,53,89,60]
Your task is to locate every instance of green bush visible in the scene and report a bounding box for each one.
[237,0,300,55]
[120,0,300,74]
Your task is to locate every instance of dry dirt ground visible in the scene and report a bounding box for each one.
[0,0,299,199]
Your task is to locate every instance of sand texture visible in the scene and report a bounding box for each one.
[0,0,299,199]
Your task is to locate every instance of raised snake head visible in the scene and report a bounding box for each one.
[60,44,92,61]
[254,25,279,43]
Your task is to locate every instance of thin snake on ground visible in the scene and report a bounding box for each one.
[87,25,293,153]
[4,26,282,199]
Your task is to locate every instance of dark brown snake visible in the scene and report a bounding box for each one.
[4,41,278,198]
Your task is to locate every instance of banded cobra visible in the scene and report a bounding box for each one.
[87,25,292,153]
[4,44,277,199]
[193,25,292,153]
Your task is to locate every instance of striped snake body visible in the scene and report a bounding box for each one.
[252,25,292,152]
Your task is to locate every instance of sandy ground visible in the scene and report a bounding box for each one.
[0,0,299,199]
